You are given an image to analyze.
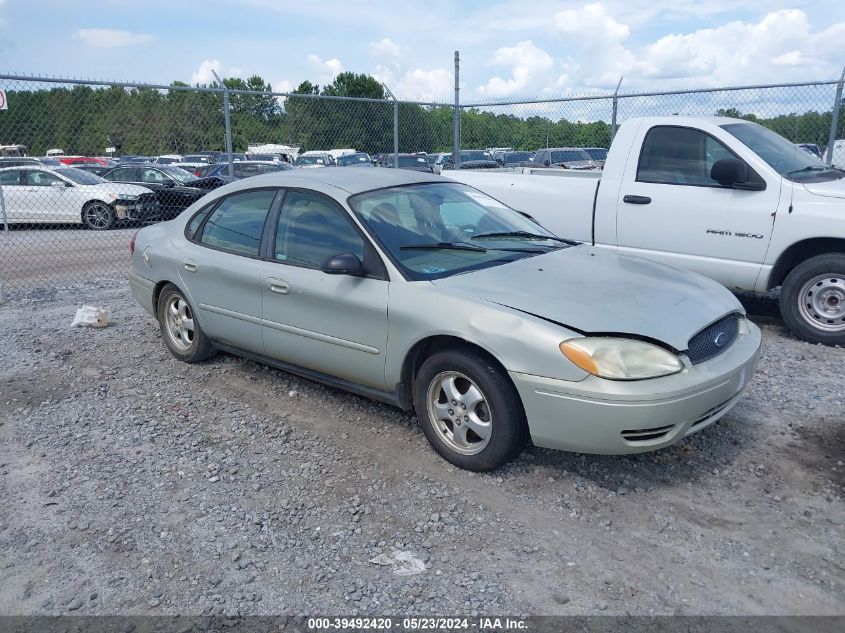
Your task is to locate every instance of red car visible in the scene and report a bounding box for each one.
[59,156,110,167]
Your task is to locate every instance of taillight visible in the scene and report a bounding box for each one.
[130,230,138,255]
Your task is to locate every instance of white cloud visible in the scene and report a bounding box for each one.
[190,60,242,85]
[74,28,155,49]
[396,68,453,102]
[479,40,554,97]
[307,54,344,84]
[368,37,403,62]
[638,9,845,86]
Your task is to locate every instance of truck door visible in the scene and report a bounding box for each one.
[615,124,781,290]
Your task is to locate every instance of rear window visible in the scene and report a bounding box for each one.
[198,190,277,256]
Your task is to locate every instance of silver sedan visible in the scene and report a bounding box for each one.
[129,168,761,471]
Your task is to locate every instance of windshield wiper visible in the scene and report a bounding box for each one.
[472,231,579,245]
[400,242,487,252]
[786,166,828,176]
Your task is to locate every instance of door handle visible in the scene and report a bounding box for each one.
[182,258,198,272]
[267,278,290,295]
[623,195,652,205]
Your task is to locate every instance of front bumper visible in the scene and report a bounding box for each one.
[510,321,762,454]
[114,199,160,221]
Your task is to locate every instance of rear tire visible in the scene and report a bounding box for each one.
[413,348,527,471]
[156,284,217,362]
[780,253,845,346]
[81,201,116,230]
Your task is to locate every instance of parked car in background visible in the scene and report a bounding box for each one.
[0,157,61,168]
[434,151,499,173]
[206,161,293,179]
[155,154,183,165]
[101,165,208,219]
[532,148,598,170]
[823,140,844,167]
[179,163,218,178]
[119,155,156,164]
[59,156,110,167]
[382,153,433,172]
[296,151,334,168]
[492,151,534,167]
[581,147,609,169]
[129,168,760,471]
[336,152,373,167]
[0,165,158,229]
[72,164,112,176]
[181,154,216,165]
[446,116,845,345]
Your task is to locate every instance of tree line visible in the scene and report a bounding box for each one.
[0,72,841,157]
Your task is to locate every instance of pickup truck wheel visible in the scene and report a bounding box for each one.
[780,253,845,346]
[156,284,217,362]
[81,201,116,230]
[414,348,527,471]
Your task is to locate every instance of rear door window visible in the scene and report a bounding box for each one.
[199,189,277,257]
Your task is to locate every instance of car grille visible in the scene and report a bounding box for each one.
[685,314,739,365]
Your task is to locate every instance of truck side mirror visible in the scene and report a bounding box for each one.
[711,159,748,186]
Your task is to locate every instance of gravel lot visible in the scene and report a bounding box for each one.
[0,277,843,617]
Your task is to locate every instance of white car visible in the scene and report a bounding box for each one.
[0,165,158,229]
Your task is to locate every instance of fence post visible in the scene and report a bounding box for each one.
[213,69,235,176]
[825,66,844,166]
[383,83,399,168]
[611,76,623,141]
[453,51,461,169]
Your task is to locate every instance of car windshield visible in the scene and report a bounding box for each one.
[54,167,107,185]
[550,150,589,162]
[183,155,210,163]
[349,182,569,280]
[398,155,428,167]
[296,155,326,165]
[503,152,532,164]
[582,148,608,160]
[337,153,370,166]
[156,157,179,164]
[158,166,195,183]
[721,122,841,181]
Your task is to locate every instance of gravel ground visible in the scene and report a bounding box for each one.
[0,278,843,617]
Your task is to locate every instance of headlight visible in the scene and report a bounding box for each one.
[109,193,139,201]
[560,337,684,380]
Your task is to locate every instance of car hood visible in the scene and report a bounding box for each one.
[431,246,743,351]
[83,183,153,197]
[802,178,845,199]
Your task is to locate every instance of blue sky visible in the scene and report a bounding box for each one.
[1,0,844,102]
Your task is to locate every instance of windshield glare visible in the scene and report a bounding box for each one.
[349,182,566,280]
[720,122,835,180]
[159,166,194,182]
[55,167,107,185]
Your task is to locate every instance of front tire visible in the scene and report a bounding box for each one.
[780,253,845,346]
[156,284,217,362]
[413,348,527,471]
[81,201,116,230]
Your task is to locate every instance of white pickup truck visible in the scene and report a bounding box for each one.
[445,116,845,346]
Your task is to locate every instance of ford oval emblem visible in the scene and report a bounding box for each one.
[713,332,727,348]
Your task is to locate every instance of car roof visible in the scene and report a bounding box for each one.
[224,165,446,194]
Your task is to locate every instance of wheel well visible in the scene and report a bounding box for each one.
[768,238,845,289]
[397,335,508,410]
[151,280,176,319]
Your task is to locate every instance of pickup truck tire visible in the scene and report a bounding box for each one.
[414,349,527,471]
[780,253,845,346]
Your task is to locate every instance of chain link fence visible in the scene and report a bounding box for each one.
[0,73,843,295]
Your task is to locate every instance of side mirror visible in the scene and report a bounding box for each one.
[711,159,748,186]
[50,181,67,188]
[321,252,363,276]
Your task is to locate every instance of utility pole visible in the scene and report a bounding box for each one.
[453,51,461,169]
